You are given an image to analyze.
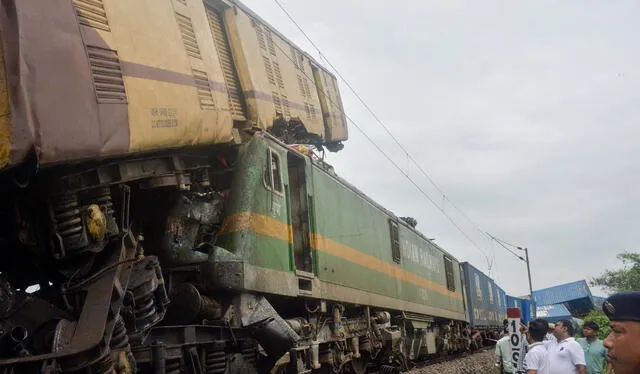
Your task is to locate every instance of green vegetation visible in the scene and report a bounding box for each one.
[590,252,640,293]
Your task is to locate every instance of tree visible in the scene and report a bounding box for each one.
[590,252,640,293]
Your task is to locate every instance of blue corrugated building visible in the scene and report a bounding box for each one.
[532,280,594,316]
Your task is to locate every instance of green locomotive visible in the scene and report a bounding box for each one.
[156,131,475,372]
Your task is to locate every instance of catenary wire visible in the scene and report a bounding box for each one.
[486,233,525,261]
[265,21,491,263]
[271,0,496,247]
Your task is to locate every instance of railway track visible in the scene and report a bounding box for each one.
[362,345,496,374]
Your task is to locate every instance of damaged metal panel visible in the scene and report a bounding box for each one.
[0,0,348,171]
[233,293,300,364]
[0,0,237,170]
[222,6,325,136]
[312,65,348,144]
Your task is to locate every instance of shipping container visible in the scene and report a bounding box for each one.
[460,262,501,328]
[495,284,508,319]
[536,304,572,323]
[521,299,533,325]
[506,295,534,322]
[533,280,594,316]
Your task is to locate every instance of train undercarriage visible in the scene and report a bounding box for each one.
[0,143,493,374]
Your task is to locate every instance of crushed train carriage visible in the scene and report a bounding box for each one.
[0,0,506,373]
[0,0,348,171]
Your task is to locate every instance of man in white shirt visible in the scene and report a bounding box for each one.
[549,319,587,374]
[523,318,550,374]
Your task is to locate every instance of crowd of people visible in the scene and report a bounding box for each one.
[494,291,640,374]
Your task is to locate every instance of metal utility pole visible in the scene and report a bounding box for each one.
[519,246,536,318]
[487,234,536,317]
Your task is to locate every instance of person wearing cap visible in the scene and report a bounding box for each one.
[577,321,612,374]
[602,291,640,374]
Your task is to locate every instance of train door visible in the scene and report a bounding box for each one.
[287,152,314,291]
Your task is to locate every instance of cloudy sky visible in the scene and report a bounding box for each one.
[242,0,639,298]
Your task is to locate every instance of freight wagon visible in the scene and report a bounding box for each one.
[506,295,534,325]
[460,262,501,329]
[495,285,508,320]
[459,262,505,345]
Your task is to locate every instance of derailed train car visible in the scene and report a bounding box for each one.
[0,1,509,373]
[0,0,347,171]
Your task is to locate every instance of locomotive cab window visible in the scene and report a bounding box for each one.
[264,148,283,194]
[389,219,401,264]
[444,256,455,292]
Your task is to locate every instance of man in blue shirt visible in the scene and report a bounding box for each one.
[577,321,612,374]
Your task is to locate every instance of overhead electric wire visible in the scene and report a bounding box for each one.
[489,235,523,250]
[274,0,491,267]
[485,233,525,261]
[263,1,532,275]
[271,0,493,244]
[266,6,490,264]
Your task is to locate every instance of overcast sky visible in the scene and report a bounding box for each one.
[242,0,639,298]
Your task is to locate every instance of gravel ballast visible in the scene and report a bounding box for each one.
[408,349,496,374]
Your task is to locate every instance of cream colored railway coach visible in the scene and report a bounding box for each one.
[0,0,348,169]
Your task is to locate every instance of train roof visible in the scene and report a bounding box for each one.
[220,0,337,78]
